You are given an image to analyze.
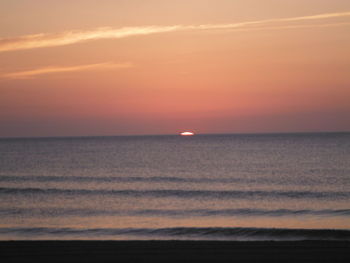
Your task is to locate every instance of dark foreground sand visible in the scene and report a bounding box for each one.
[1,241,349,263]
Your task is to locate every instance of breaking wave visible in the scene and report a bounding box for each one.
[0,187,348,200]
[1,207,350,218]
[0,227,349,241]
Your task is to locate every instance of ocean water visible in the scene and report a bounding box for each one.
[0,133,349,241]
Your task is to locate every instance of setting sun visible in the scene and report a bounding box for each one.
[180,131,195,136]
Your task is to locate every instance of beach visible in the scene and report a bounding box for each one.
[1,240,349,262]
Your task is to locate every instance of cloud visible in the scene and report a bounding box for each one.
[0,26,182,53]
[1,62,132,79]
[215,22,350,33]
[0,11,350,53]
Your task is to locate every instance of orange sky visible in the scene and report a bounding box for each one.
[0,0,349,137]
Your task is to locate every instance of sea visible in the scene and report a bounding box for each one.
[0,133,349,241]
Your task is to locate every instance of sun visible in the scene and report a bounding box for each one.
[180,131,195,136]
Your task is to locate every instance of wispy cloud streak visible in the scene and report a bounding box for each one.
[0,11,350,53]
[1,62,132,79]
[216,22,350,33]
[0,26,182,53]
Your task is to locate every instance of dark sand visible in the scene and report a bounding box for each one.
[1,241,349,262]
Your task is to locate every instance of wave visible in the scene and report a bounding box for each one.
[0,187,349,200]
[0,175,200,183]
[1,175,347,185]
[0,175,269,184]
[1,207,350,218]
[0,227,349,241]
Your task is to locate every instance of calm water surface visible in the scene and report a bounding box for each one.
[0,133,349,240]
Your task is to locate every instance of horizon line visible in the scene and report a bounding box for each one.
[0,131,349,140]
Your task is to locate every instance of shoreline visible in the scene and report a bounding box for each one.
[1,240,349,262]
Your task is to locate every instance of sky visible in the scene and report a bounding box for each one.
[0,0,349,137]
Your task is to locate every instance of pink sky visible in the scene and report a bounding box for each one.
[0,0,349,137]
